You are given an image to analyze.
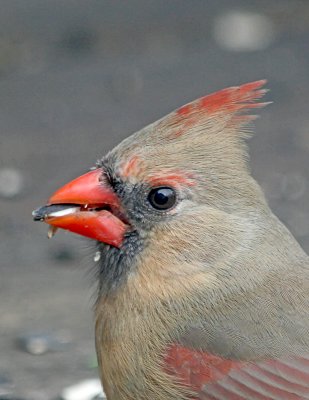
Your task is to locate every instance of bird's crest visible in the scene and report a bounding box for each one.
[117,80,270,183]
[158,80,270,138]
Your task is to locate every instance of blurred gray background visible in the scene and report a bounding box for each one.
[0,1,308,399]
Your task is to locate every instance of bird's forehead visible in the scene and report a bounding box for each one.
[117,154,196,188]
[120,155,144,180]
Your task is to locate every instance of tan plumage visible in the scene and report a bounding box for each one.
[35,81,309,399]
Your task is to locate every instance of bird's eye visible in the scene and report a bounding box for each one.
[148,187,176,210]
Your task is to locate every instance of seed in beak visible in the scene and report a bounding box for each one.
[32,204,80,221]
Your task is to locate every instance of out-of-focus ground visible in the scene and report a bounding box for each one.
[0,1,308,399]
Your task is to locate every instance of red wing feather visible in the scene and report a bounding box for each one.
[164,344,309,399]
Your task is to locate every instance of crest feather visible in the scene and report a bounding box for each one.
[160,80,270,138]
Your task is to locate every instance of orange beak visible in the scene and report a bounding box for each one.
[33,169,127,248]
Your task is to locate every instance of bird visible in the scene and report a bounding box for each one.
[33,80,309,400]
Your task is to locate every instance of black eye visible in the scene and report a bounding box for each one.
[148,187,177,210]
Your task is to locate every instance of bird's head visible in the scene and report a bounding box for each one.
[34,80,270,294]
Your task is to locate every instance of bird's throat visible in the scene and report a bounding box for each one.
[96,230,144,295]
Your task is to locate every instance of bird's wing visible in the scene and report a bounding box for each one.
[165,258,309,399]
[165,344,309,399]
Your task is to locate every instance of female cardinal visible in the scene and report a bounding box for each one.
[34,80,309,399]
